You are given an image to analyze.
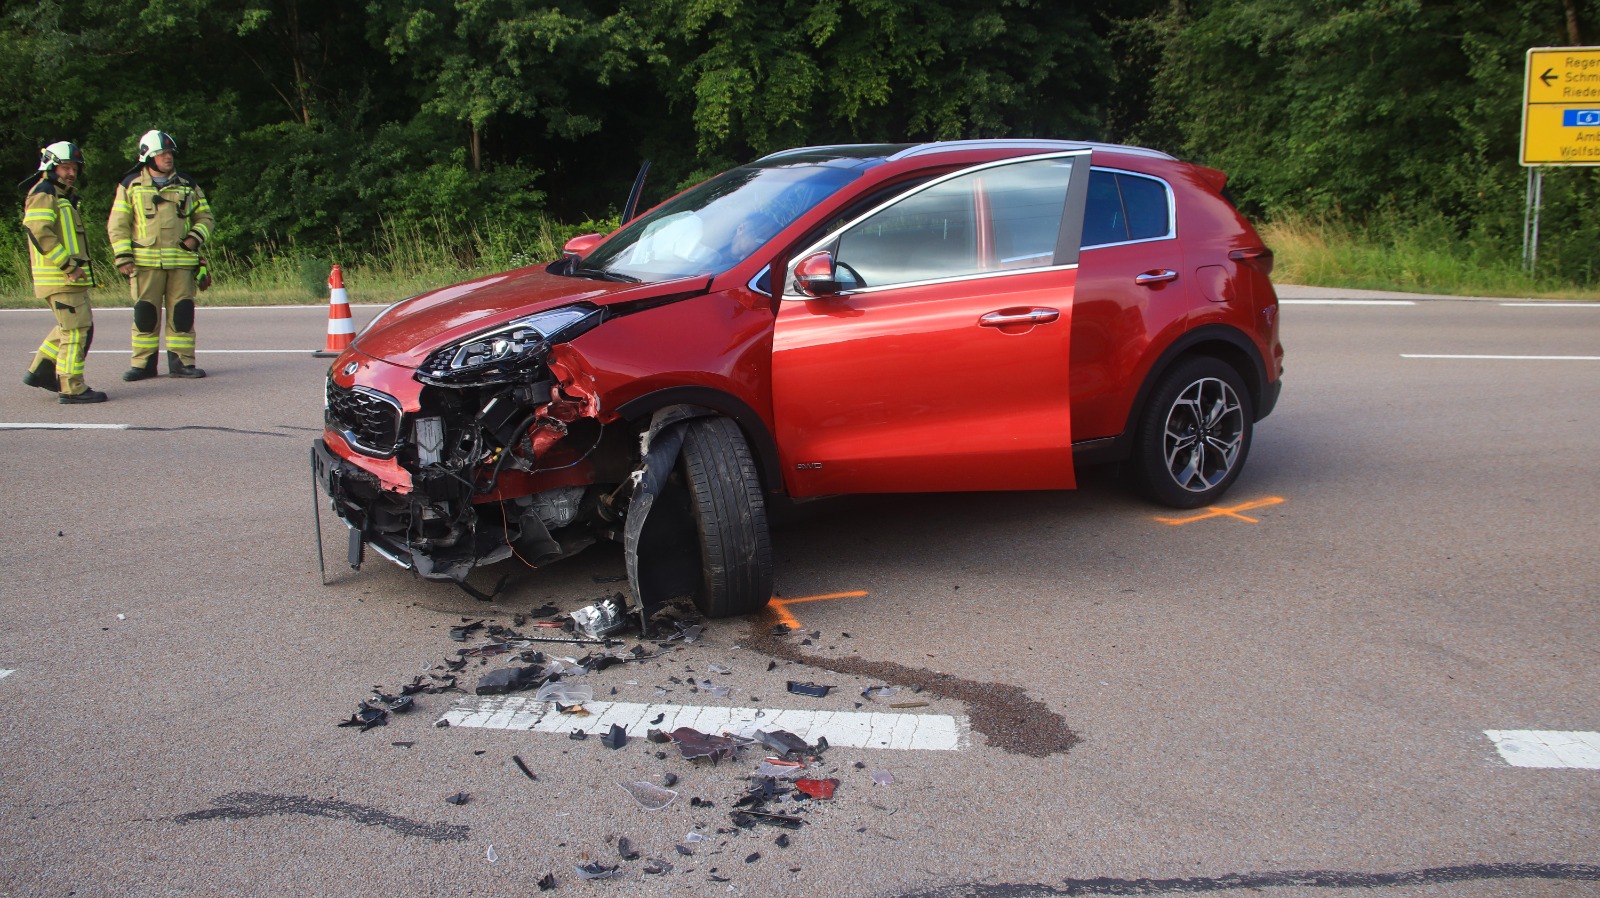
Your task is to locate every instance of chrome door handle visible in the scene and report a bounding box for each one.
[1135,269,1179,285]
[980,308,1060,327]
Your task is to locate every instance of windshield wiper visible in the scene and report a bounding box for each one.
[572,267,641,283]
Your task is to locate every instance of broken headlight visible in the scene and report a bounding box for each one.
[417,304,602,386]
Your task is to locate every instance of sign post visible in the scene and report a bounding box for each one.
[1520,47,1600,273]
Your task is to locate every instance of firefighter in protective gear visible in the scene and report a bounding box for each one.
[107,129,214,381]
[21,141,107,404]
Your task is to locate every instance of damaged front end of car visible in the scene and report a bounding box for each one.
[314,303,629,599]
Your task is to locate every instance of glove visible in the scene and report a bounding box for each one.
[197,261,212,291]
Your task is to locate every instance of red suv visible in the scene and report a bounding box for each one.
[315,140,1282,617]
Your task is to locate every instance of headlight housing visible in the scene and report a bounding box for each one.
[417,304,602,386]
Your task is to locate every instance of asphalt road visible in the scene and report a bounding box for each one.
[0,288,1596,898]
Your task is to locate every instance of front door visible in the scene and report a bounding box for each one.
[771,153,1090,497]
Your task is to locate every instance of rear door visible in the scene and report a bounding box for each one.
[771,152,1090,497]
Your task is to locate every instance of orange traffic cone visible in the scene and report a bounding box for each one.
[312,264,355,358]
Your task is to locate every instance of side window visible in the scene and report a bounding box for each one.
[1080,170,1173,247]
[830,157,1074,290]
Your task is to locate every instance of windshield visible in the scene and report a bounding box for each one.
[579,162,868,282]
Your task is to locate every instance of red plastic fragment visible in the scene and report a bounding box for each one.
[794,778,838,799]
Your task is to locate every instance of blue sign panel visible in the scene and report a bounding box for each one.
[1563,109,1600,126]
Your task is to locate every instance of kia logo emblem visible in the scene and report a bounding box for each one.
[342,362,359,376]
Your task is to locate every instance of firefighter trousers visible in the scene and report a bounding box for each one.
[30,291,94,395]
[129,267,198,372]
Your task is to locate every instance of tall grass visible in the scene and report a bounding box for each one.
[1259,212,1597,299]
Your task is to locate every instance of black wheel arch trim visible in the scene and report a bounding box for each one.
[1073,324,1277,467]
[616,387,783,493]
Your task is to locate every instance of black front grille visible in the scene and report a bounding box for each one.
[327,382,402,456]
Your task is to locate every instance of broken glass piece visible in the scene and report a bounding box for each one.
[794,778,838,799]
[513,755,537,781]
[535,681,594,704]
[486,844,498,863]
[685,832,708,843]
[753,761,806,779]
[620,780,678,811]
[708,663,732,675]
[574,862,621,880]
[643,859,673,875]
[602,724,628,750]
[653,687,669,697]
[861,686,899,700]
[755,730,810,757]
[677,624,704,643]
[618,837,640,860]
[786,681,831,698]
[672,727,736,763]
[446,792,470,805]
[709,686,732,698]
[537,872,556,891]
[871,770,895,785]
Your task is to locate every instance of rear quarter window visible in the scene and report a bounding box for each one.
[1081,169,1174,247]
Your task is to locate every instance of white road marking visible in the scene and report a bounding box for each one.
[0,669,12,680]
[1402,354,1600,361]
[440,696,969,752]
[1485,730,1600,769]
[1280,299,1415,306]
[1499,302,1600,307]
[0,423,130,430]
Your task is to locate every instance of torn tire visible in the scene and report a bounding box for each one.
[679,416,773,617]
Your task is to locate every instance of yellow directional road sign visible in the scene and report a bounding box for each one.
[1523,46,1600,166]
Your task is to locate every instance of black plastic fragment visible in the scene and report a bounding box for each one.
[675,844,693,856]
[775,834,790,848]
[601,724,628,750]
[730,809,804,829]
[745,852,761,864]
[449,620,486,641]
[537,872,556,891]
[476,665,543,696]
[755,729,810,757]
[569,729,588,741]
[618,836,640,860]
[786,681,831,698]
[643,859,673,875]
[650,713,665,725]
[512,755,537,781]
[337,705,388,731]
[392,741,415,748]
[445,792,470,806]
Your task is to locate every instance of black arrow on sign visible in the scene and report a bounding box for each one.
[1541,67,1558,87]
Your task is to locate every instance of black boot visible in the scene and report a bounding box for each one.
[167,350,205,379]
[23,365,57,391]
[59,388,108,404]
[122,356,157,382]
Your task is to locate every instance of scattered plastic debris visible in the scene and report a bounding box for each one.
[786,681,831,698]
[538,872,556,891]
[795,778,838,799]
[730,809,804,829]
[392,741,414,748]
[486,844,498,863]
[450,620,486,642]
[672,727,737,763]
[661,772,679,788]
[775,833,790,848]
[708,663,732,675]
[620,781,678,811]
[574,862,620,880]
[871,770,895,786]
[862,685,899,700]
[753,760,806,779]
[643,859,674,875]
[569,729,588,741]
[536,681,594,704]
[755,729,810,757]
[476,665,542,695]
[618,837,641,860]
[601,724,628,750]
[685,832,708,843]
[675,843,694,856]
[745,852,761,864]
[446,792,470,806]
[512,755,537,781]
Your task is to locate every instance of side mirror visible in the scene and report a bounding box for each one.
[792,251,840,298]
[562,233,604,258]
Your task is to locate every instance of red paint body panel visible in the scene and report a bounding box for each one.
[772,268,1075,496]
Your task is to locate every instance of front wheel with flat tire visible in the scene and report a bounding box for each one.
[1133,357,1253,509]
[679,416,774,617]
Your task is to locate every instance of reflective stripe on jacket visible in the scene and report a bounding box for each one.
[108,169,215,269]
[24,180,93,297]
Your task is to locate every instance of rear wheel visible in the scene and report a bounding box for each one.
[1133,357,1253,509]
[678,416,774,617]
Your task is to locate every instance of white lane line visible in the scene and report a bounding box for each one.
[1402,354,1600,361]
[0,423,130,430]
[1485,730,1600,769]
[1280,299,1415,306]
[440,696,969,752]
[1499,302,1600,307]
[0,669,13,680]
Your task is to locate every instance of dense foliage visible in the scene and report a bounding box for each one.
[3,0,1597,283]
